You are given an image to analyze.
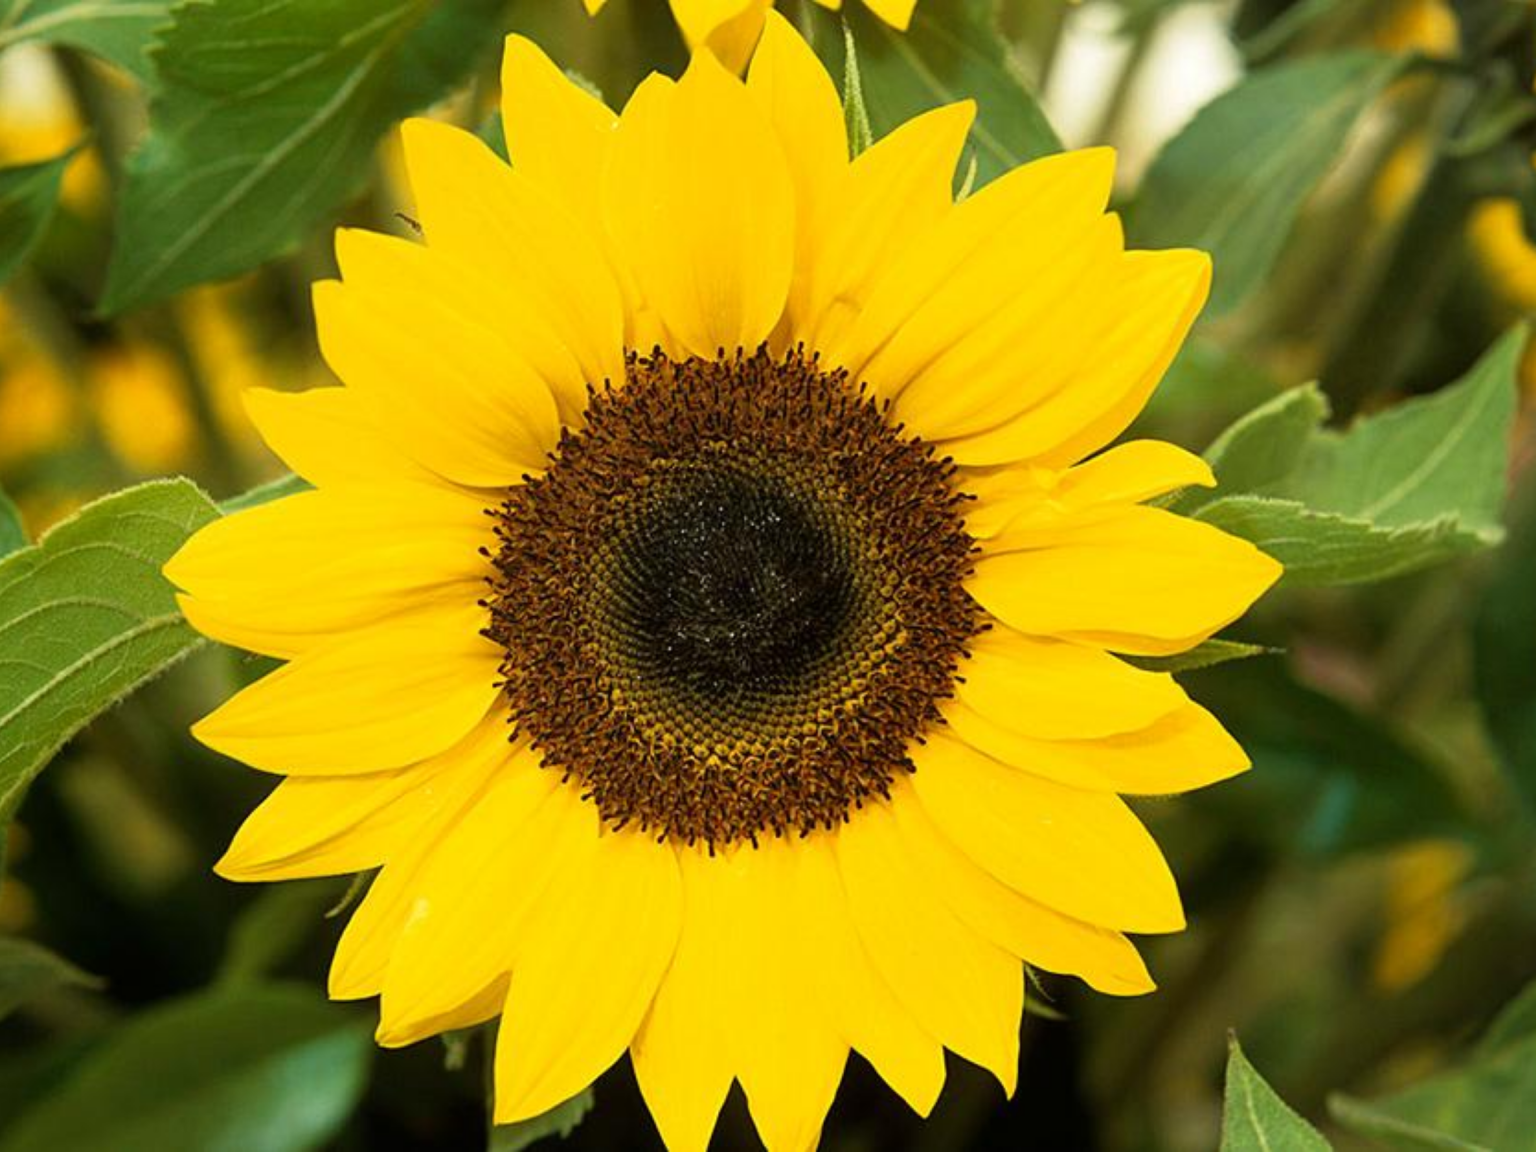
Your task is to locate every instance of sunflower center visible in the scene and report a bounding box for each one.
[485,347,979,846]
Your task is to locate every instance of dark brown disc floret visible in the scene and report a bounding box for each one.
[484,346,979,847]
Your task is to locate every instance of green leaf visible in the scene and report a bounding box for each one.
[0,937,98,1023]
[1130,51,1402,317]
[1190,329,1522,585]
[0,1,169,81]
[1473,467,1536,815]
[0,148,79,288]
[489,1088,595,1152]
[218,879,348,986]
[840,17,874,159]
[1330,977,1536,1152]
[1170,383,1330,516]
[98,0,504,315]
[1125,639,1278,675]
[0,491,24,560]
[803,0,1059,186]
[1185,658,1467,858]
[0,985,371,1152]
[1221,1037,1330,1151]
[219,473,312,515]
[0,479,218,828]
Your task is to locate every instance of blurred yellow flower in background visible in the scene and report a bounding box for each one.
[87,342,197,476]
[583,0,916,70]
[1372,839,1473,994]
[0,43,104,211]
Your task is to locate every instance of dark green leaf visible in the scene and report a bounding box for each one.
[0,0,169,81]
[1191,329,1522,585]
[1130,51,1403,316]
[0,479,218,828]
[0,148,78,287]
[0,937,98,1023]
[1473,472,1536,816]
[0,490,24,560]
[1125,639,1278,674]
[803,0,1059,185]
[0,985,371,1152]
[99,0,505,314]
[1221,1037,1330,1151]
[218,879,348,986]
[1185,658,1468,858]
[489,1088,595,1152]
[1330,978,1536,1151]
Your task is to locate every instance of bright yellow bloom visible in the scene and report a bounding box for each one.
[167,17,1279,1150]
[584,0,915,71]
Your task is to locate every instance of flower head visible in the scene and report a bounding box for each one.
[166,16,1280,1150]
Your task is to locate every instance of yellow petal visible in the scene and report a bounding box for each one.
[682,0,773,73]
[793,834,946,1116]
[910,729,1185,933]
[972,505,1282,655]
[312,277,555,487]
[746,10,847,333]
[729,840,849,1152]
[952,627,1185,741]
[603,49,795,357]
[217,754,474,882]
[192,601,499,775]
[325,725,500,1003]
[499,35,618,225]
[166,483,492,659]
[242,386,436,489]
[862,0,917,28]
[837,799,1022,1095]
[631,849,738,1152]
[398,118,625,415]
[803,101,975,352]
[1056,440,1215,506]
[943,700,1250,796]
[891,792,1154,996]
[943,249,1211,467]
[378,749,571,1045]
[493,824,683,1123]
[841,148,1115,415]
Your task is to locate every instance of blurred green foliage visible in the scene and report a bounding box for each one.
[2,0,1536,1149]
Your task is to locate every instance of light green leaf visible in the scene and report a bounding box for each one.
[218,879,348,986]
[0,479,218,828]
[0,937,98,1023]
[1190,329,1522,585]
[0,491,23,560]
[0,147,78,287]
[1131,51,1403,316]
[219,473,311,515]
[1329,980,1536,1151]
[803,0,1059,185]
[489,1087,595,1152]
[1196,497,1479,587]
[841,17,873,159]
[1125,639,1278,674]
[99,0,504,315]
[0,985,371,1152]
[0,0,168,81]
[1221,1037,1331,1150]
[1171,383,1330,516]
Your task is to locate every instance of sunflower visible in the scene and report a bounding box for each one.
[582,0,914,71]
[166,15,1280,1150]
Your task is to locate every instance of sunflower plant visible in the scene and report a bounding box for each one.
[2,1,1536,1151]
